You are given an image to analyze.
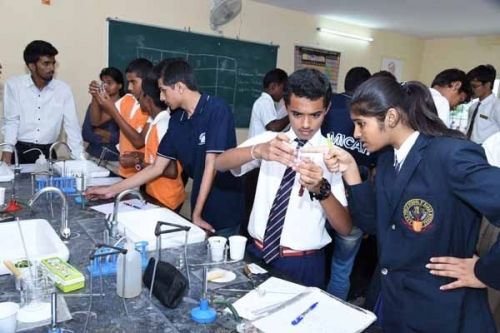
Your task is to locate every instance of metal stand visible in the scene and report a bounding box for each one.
[149,221,191,300]
[84,243,127,333]
[190,266,217,324]
[47,292,61,333]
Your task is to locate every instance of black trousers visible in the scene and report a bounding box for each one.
[241,167,260,237]
[14,141,56,164]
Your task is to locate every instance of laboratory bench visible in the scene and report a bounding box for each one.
[0,174,381,333]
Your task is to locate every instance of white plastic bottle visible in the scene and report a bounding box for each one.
[34,152,49,173]
[116,240,142,298]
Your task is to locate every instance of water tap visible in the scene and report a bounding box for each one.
[106,189,145,239]
[29,186,70,240]
[49,141,72,174]
[0,143,21,174]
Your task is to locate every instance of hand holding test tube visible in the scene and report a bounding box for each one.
[294,145,306,197]
[99,82,107,94]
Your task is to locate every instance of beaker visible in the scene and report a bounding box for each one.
[19,270,53,308]
[17,268,54,323]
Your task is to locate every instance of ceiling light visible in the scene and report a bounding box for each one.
[317,27,374,42]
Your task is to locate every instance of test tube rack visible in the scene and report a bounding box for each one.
[87,241,149,277]
[34,175,77,195]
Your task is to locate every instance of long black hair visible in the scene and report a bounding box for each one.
[350,77,465,139]
[100,67,125,97]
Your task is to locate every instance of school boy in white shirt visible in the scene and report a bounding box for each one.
[216,68,352,287]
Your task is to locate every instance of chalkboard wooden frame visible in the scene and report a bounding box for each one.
[108,19,279,128]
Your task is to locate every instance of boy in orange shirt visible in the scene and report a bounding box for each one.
[135,71,185,211]
[89,58,152,177]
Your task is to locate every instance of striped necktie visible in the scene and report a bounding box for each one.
[262,138,307,264]
[394,154,402,174]
[466,102,481,139]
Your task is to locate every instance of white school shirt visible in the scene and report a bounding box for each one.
[483,132,500,167]
[468,93,500,144]
[231,129,348,251]
[144,110,170,164]
[248,92,287,138]
[393,131,420,169]
[429,88,450,127]
[2,74,83,157]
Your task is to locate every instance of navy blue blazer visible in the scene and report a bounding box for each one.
[347,134,500,332]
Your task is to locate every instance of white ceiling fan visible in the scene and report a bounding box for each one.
[209,0,242,31]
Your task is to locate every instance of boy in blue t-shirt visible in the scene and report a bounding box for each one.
[321,66,375,300]
[86,59,243,237]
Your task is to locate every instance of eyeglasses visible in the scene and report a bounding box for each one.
[471,82,484,89]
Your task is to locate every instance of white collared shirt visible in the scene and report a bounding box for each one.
[248,92,288,138]
[483,132,500,167]
[144,110,170,164]
[468,93,500,144]
[144,110,170,143]
[394,131,420,169]
[2,74,83,157]
[232,129,348,251]
[429,88,450,127]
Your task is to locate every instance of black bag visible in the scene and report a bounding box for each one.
[143,258,188,308]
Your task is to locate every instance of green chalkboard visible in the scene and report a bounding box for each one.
[108,19,278,127]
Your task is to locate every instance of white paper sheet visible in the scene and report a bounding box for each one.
[89,199,159,215]
[231,277,306,320]
[86,177,123,187]
[251,287,377,333]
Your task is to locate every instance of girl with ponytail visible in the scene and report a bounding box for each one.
[324,76,500,332]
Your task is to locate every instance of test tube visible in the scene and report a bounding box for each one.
[295,145,305,197]
[75,172,84,192]
[99,82,107,94]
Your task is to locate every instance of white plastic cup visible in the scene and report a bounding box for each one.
[0,187,5,206]
[208,236,227,262]
[229,235,247,261]
[0,302,19,333]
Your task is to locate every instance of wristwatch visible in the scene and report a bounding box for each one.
[309,178,331,201]
[134,156,143,171]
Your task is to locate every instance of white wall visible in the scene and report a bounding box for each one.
[0,0,425,142]
[419,35,500,85]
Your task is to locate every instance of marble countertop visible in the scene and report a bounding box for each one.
[0,173,381,333]
[0,174,252,333]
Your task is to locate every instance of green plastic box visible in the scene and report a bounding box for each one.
[41,257,85,293]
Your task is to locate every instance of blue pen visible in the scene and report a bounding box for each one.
[123,202,143,209]
[291,301,319,325]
